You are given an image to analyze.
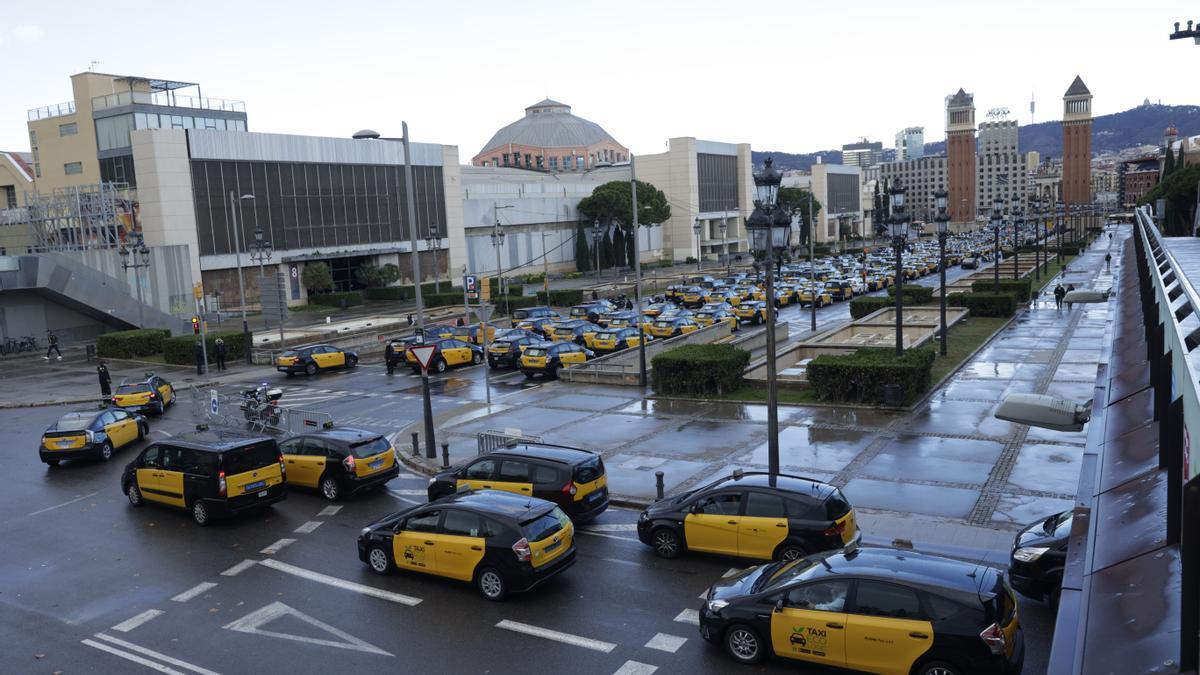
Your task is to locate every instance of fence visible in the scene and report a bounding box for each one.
[190,387,333,435]
[477,430,542,456]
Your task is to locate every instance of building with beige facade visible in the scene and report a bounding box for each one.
[809,164,864,245]
[977,119,1026,214]
[472,99,628,172]
[874,155,948,225]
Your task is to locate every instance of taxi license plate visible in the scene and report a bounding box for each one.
[544,539,561,553]
[368,458,384,469]
[244,480,267,492]
[57,439,75,448]
[588,489,605,503]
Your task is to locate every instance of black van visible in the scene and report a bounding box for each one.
[121,427,287,526]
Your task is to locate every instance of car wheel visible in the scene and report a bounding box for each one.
[476,567,507,601]
[651,527,682,559]
[97,441,114,461]
[523,372,535,379]
[366,545,391,575]
[347,355,358,368]
[471,351,483,365]
[138,423,147,441]
[915,660,963,675]
[126,482,143,506]
[319,476,341,502]
[191,500,210,526]
[775,541,807,562]
[305,363,318,376]
[155,400,165,416]
[434,358,447,374]
[488,358,497,369]
[724,624,765,664]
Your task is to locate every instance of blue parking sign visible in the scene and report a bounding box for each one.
[464,275,479,300]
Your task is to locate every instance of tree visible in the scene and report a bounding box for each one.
[1140,163,1200,235]
[574,223,591,272]
[612,226,627,268]
[1164,145,1177,177]
[353,263,402,288]
[301,262,333,294]
[601,228,615,269]
[577,180,671,232]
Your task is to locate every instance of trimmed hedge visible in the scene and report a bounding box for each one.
[949,292,1017,318]
[849,296,893,319]
[96,328,171,359]
[808,347,936,406]
[309,291,362,308]
[366,284,465,302]
[1050,245,1082,256]
[424,292,468,309]
[162,331,248,365]
[652,344,751,396]
[537,289,584,307]
[495,295,539,312]
[971,278,1031,302]
[885,284,934,305]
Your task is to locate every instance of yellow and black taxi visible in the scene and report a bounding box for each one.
[277,344,358,377]
[358,489,576,601]
[278,427,398,501]
[695,307,739,331]
[385,334,427,372]
[428,443,609,521]
[515,316,558,339]
[637,471,858,562]
[698,547,1024,675]
[568,301,616,323]
[487,332,542,369]
[678,285,707,308]
[111,374,176,415]
[40,408,148,465]
[434,324,498,345]
[122,426,287,526]
[734,300,770,325]
[1009,510,1071,607]
[641,302,670,319]
[520,341,593,379]
[597,310,639,329]
[826,280,855,301]
[592,327,648,353]
[406,338,483,373]
[547,319,602,348]
[798,286,832,308]
[510,306,559,328]
[647,316,702,338]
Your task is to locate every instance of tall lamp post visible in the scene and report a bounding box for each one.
[889,182,909,357]
[247,217,274,352]
[1012,205,1023,280]
[719,215,729,275]
[118,231,151,329]
[426,222,441,293]
[1055,201,1065,265]
[592,220,603,280]
[991,197,1003,293]
[228,192,255,361]
[744,158,790,476]
[692,218,703,272]
[934,190,950,356]
[837,213,850,256]
[1030,198,1041,282]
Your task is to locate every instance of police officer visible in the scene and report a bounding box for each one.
[385,341,396,375]
[97,362,112,397]
[214,337,227,371]
[195,341,205,376]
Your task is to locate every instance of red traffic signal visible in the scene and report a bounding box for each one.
[192,316,201,334]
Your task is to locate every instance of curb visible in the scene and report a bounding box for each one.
[0,379,228,410]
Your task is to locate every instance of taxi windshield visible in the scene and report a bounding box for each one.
[513,309,534,320]
[222,441,279,475]
[653,321,671,328]
[116,384,151,394]
[349,436,390,459]
[280,350,298,357]
[758,558,822,591]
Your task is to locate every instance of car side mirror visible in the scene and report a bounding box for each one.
[774,599,785,612]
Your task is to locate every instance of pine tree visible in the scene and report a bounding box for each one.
[574,223,591,272]
[1165,145,1177,177]
[601,229,615,269]
[613,226,627,268]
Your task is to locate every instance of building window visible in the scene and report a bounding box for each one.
[536,156,544,170]
[549,156,558,170]
[64,162,83,175]
[58,122,78,137]
[576,156,584,170]
[3,186,16,209]
[524,154,531,168]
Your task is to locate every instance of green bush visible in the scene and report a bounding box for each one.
[1051,245,1082,256]
[162,331,247,365]
[537,289,584,307]
[564,271,584,279]
[885,284,934,304]
[364,287,405,301]
[488,277,523,297]
[96,328,171,359]
[971,278,1031,302]
[949,292,1017,317]
[652,343,751,396]
[808,347,936,406]
[424,292,468,309]
[308,291,362,308]
[496,295,539,312]
[849,296,893,319]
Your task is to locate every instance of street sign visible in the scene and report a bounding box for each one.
[408,344,437,371]
[209,389,219,415]
[193,282,203,300]
[464,275,479,300]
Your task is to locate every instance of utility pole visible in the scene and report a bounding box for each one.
[541,230,550,301]
[631,157,647,387]
[808,190,816,332]
[402,122,425,333]
[229,191,252,364]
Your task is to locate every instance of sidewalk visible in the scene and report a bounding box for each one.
[398,228,1122,558]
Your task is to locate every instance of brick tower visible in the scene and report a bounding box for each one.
[946,89,977,226]
[1061,76,1093,207]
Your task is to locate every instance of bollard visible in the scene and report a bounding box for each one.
[411,432,419,458]
[441,442,450,469]
[655,470,665,500]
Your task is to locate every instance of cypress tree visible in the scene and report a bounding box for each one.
[627,227,637,267]
[575,223,591,272]
[1165,145,1177,177]
[612,226,626,268]
[601,229,615,269]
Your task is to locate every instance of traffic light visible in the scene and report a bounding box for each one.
[192,316,201,335]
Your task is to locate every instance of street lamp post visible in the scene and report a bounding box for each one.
[934,190,950,356]
[1012,206,1023,280]
[426,222,441,293]
[1031,198,1041,282]
[890,182,909,357]
[118,231,151,329]
[744,158,790,477]
[693,218,702,272]
[837,213,850,257]
[247,214,274,352]
[592,220,603,280]
[719,216,729,275]
[228,192,256,363]
[1055,201,1065,265]
[991,197,1003,293]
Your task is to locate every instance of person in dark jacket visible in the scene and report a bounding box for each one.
[97,362,112,397]
[385,342,395,375]
[1053,284,1066,310]
[214,337,227,371]
[1105,252,1112,270]
[456,317,466,327]
[1066,284,1076,311]
[45,330,62,361]
[195,341,205,376]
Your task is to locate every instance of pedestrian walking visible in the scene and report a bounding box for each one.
[625,298,634,311]
[1066,284,1076,311]
[1105,252,1112,270]
[1053,284,1066,310]
[44,330,62,361]
[456,317,466,327]
[591,290,598,301]
[214,337,227,371]
[385,341,395,375]
[194,340,205,376]
[97,362,112,397]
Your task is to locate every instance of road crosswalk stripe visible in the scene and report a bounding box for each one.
[220,559,257,577]
[317,505,343,517]
[495,619,616,653]
[112,609,164,633]
[294,521,322,534]
[171,582,217,603]
[673,609,700,626]
[644,632,687,653]
[613,661,658,675]
[257,558,421,606]
[82,639,190,675]
[260,538,296,555]
[88,633,221,675]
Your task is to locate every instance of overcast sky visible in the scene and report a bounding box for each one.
[0,0,1190,160]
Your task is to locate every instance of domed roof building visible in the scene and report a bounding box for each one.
[472,99,629,172]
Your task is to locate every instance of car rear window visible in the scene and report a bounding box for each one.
[524,348,547,357]
[513,309,533,320]
[573,456,604,483]
[349,436,390,459]
[116,384,151,394]
[521,507,570,542]
[222,441,279,475]
[53,416,93,432]
[280,350,298,357]
[596,332,616,340]
[824,489,851,520]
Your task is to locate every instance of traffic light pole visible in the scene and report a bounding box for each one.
[422,367,436,459]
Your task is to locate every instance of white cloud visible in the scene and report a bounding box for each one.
[12,25,45,42]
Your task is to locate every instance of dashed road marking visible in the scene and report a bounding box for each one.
[577,530,637,542]
[385,490,420,504]
[581,523,638,532]
[27,491,98,516]
[673,608,700,626]
[388,489,427,496]
[721,567,743,578]
[260,538,297,555]
[223,601,392,656]
[613,661,658,675]
[85,633,221,675]
[495,620,616,653]
[171,582,217,603]
[644,632,688,653]
[317,505,343,517]
[258,558,421,606]
[397,472,422,479]
[220,559,257,577]
[112,609,164,632]
[294,521,323,534]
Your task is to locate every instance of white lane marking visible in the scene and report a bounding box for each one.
[497,385,539,399]
[171,582,217,603]
[90,633,221,675]
[403,396,416,400]
[222,601,391,656]
[388,489,427,496]
[220,559,257,577]
[581,523,638,532]
[294,521,323,534]
[82,638,188,675]
[257,558,421,606]
[260,538,296,555]
[112,609,164,632]
[154,430,173,437]
[721,567,742,578]
[385,490,420,504]
[576,530,636,542]
[495,620,616,653]
[317,505,343,517]
[644,632,688,653]
[613,661,658,675]
[27,491,99,516]
[601,557,641,567]
[398,472,422,479]
[698,591,708,600]
[673,609,700,626]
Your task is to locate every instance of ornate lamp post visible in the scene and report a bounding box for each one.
[1011,205,1023,280]
[934,190,950,356]
[1030,198,1041,282]
[837,213,850,255]
[591,219,603,280]
[719,216,729,274]
[889,182,909,357]
[247,218,275,346]
[118,231,152,329]
[692,218,703,272]
[744,157,790,476]
[425,222,441,293]
[1055,200,1065,265]
[991,197,1004,293]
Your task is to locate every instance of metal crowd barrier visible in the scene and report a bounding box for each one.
[190,387,333,435]
[477,430,542,456]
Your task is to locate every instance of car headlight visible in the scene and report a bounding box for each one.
[639,511,649,521]
[428,478,437,485]
[706,599,729,612]
[1013,546,1050,563]
[360,527,371,536]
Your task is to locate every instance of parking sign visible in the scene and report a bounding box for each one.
[464,275,479,300]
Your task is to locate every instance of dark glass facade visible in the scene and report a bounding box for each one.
[100,155,137,188]
[697,153,738,213]
[190,160,446,257]
[827,173,860,214]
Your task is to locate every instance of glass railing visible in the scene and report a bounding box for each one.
[91,91,246,113]
[27,101,76,121]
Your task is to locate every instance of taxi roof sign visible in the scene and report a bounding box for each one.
[408,344,437,370]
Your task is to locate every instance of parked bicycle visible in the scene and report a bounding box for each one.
[1,336,38,356]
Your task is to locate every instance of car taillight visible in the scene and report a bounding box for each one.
[822,520,846,537]
[980,622,1006,655]
[512,537,531,562]
[218,470,227,497]
[562,480,577,496]
[148,392,158,400]
[343,455,356,472]
[279,453,286,479]
[111,397,119,404]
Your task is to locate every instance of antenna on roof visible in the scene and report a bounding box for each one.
[89,60,100,72]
